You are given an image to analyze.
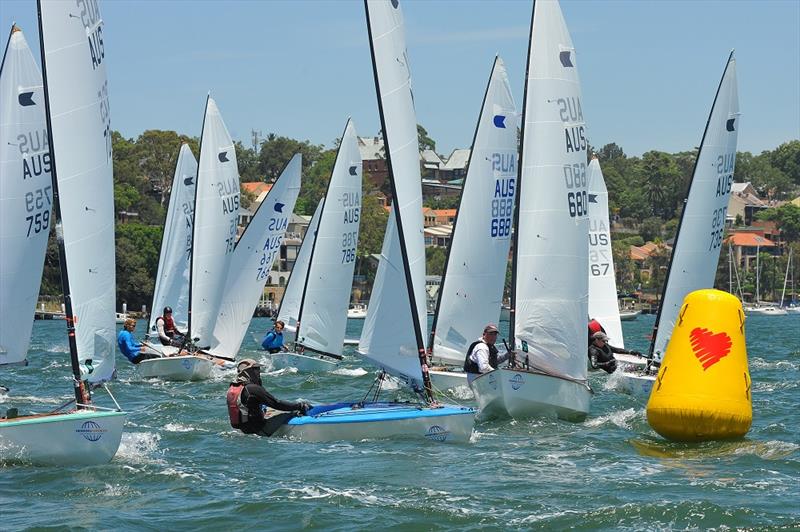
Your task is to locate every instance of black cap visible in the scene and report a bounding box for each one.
[163,306,173,314]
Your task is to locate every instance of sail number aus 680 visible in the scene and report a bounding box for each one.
[564,163,587,218]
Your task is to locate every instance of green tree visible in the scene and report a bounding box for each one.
[258,134,323,182]
[115,224,163,309]
[134,130,198,207]
[425,246,447,276]
[756,203,800,242]
[639,216,663,242]
[417,124,435,152]
[768,140,800,186]
[235,140,262,183]
[295,149,336,215]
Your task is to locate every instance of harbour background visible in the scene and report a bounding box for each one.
[1,315,798,530]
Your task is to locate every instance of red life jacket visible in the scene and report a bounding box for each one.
[158,315,178,337]
[226,383,249,429]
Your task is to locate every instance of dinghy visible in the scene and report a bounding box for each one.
[270,120,362,372]
[471,0,593,421]
[0,2,125,464]
[346,304,368,319]
[275,0,475,442]
[615,52,740,397]
[586,157,647,370]
[427,56,518,392]
[137,96,240,379]
[0,25,51,368]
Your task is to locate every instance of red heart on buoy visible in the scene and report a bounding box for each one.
[689,327,732,370]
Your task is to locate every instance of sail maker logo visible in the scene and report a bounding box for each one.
[509,373,524,390]
[425,425,449,442]
[76,420,107,442]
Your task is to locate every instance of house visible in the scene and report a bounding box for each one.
[358,136,388,191]
[629,241,671,282]
[727,182,769,225]
[433,209,456,225]
[725,231,777,272]
[424,224,453,247]
[439,148,470,182]
[421,149,444,179]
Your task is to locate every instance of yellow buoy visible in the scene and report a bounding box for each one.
[646,289,752,442]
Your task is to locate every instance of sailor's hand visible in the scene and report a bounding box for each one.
[630,351,643,357]
[298,401,312,415]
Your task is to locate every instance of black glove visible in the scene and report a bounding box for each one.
[298,401,313,415]
[630,351,642,357]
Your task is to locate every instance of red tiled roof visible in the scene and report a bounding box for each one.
[242,182,272,195]
[433,209,457,217]
[725,233,775,247]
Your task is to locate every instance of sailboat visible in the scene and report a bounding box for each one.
[426,56,518,391]
[137,96,241,380]
[744,244,788,316]
[271,0,474,442]
[208,154,301,359]
[271,120,361,372]
[615,51,741,397]
[470,0,592,421]
[144,143,197,355]
[0,25,51,369]
[0,1,125,464]
[586,157,645,369]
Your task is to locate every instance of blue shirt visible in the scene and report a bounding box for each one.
[118,329,142,362]
[261,330,284,350]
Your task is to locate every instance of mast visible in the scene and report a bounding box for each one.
[780,249,790,307]
[509,2,537,348]
[755,244,760,304]
[428,56,499,352]
[274,201,317,323]
[187,94,211,344]
[36,1,88,407]
[364,0,432,401]
[648,50,735,357]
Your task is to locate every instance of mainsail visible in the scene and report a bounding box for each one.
[429,56,517,366]
[278,199,323,333]
[650,52,739,359]
[0,26,51,365]
[294,120,362,357]
[512,0,588,382]
[211,154,301,357]
[149,144,196,334]
[188,96,240,348]
[39,0,117,384]
[587,157,624,348]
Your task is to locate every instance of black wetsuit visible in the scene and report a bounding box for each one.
[239,383,306,435]
[588,343,629,374]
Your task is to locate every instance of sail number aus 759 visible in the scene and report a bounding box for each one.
[25,186,52,237]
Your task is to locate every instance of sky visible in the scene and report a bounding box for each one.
[2,0,799,159]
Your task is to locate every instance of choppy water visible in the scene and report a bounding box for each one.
[1,315,798,530]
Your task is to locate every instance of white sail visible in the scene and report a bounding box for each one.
[587,157,624,348]
[0,27,51,365]
[148,144,196,334]
[210,154,302,357]
[430,56,517,366]
[296,120,362,356]
[278,199,323,332]
[651,53,739,358]
[189,97,240,347]
[39,0,116,383]
[366,0,427,342]
[513,0,588,382]
[359,207,424,390]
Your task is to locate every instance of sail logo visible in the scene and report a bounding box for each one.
[183,175,195,186]
[274,202,285,213]
[18,91,35,107]
[349,165,358,176]
[487,372,498,390]
[218,151,229,163]
[493,115,507,128]
[726,118,736,132]
[391,0,399,8]
[689,327,732,370]
[76,420,107,442]
[424,425,449,442]
[588,194,598,204]
[509,373,524,390]
[559,51,574,68]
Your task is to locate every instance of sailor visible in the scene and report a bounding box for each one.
[261,320,287,353]
[587,331,641,374]
[587,318,606,347]
[118,318,160,365]
[463,323,513,384]
[155,306,184,346]
[226,359,312,436]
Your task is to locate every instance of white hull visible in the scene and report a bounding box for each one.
[786,307,800,314]
[136,355,214,381]
[0,410,125,465]
[471,368,591,421]
[429,369,469,391]
[273,403,475,443]
[266,351,338,372]
[613,370,655,398]
[347,310,367,319]
[140,344,180,357]
[745,306,788,316]
[619,310,641,321]
[614,353,648,368]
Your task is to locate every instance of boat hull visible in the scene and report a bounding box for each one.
[613,370,655,397]
[619,310,641,321]
[745,307,788,316]
[136,355,214,381]
[273,402,475,443]
[266,351,338,372]
[0,410,125,465]
[471,368,591,421]
[429,369,469,391]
